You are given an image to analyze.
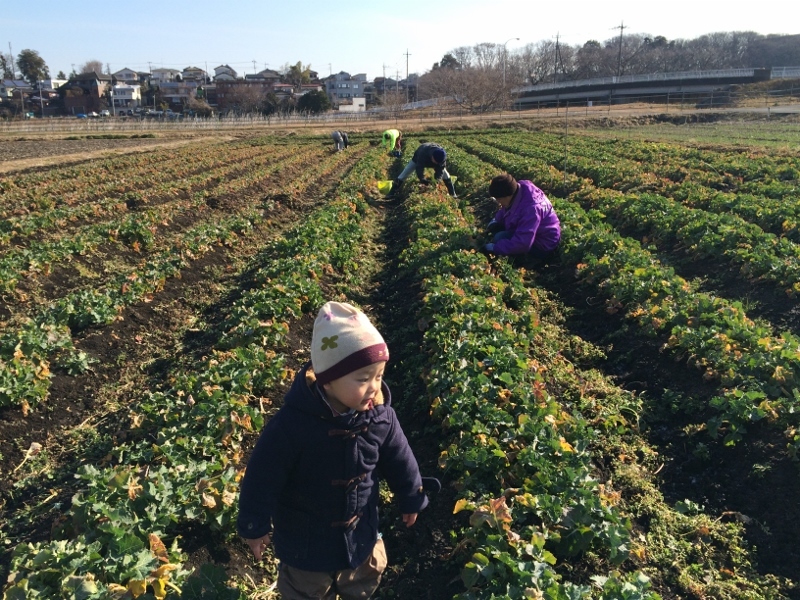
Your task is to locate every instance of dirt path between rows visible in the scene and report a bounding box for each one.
[0,135,236,174]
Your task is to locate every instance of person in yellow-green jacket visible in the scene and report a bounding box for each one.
[382,129,402,156]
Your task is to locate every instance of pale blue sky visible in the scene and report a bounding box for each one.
[4,0,795,80]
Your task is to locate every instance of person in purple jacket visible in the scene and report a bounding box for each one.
[238,301,438,599]
[483,173,561,259]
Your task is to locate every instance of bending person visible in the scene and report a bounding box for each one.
[390,142,456,198]
[382,129,402,156]
[483,173,560,259]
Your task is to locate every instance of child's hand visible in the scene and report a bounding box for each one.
[402,513,418,527]
[244,534,271,561]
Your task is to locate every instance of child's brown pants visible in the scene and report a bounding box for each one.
[277,538,387,599]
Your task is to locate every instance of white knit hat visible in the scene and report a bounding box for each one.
[311,302,389,385]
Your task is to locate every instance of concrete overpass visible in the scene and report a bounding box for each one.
[512,67,799,108]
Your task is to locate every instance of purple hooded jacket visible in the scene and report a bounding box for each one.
[237,363,429,571]
[493,180,561,255]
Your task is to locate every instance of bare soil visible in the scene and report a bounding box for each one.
[0,135,236,174]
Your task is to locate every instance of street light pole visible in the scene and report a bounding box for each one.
[502,37,519,115]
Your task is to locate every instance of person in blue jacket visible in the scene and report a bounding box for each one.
[238,301,438,599]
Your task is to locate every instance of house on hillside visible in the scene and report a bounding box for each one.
[0,79,32,99]
[324,71,368,106]
[38,79,67,92]
[297,83,324,97]
[112,83,142,110]
[245,68,281,83]
[159,81,200,109]
[62,72,112,114]
[113,68,147,84]
[182,67,209,83]
[150,68,181,83]
[216,79,276,112]
[214,65,238,81]
[272,83,294,99]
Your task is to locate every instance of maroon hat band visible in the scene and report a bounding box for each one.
[315,344,389,385]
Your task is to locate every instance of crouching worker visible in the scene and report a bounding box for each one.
[382,128,402,156]
[389,142,457,198]
[331,130,345,151]
[483,173,561,260]
[238,301,439,600]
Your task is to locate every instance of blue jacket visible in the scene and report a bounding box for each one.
[237,363,430,571]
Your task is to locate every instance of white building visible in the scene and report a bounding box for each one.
[214,65,238,81]
[150,68,181,83]
[112,83,142,109]
[337,97,366,112]
[37,79,67,92]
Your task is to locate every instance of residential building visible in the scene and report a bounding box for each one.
[216,79,274,112]
[62,72,112,114]
[182,66,209,83]
[158,81,200,109]
[150,68,180,83]
[273,83,294,99]
[37,79,67,92]
[337,97,366,112]
[214,65,238,81]
[196,84,216,107]
[297,83,324,97]
[112,83,142,110]
[0,79,31,99]
[324,71,368,106]
[113,68,146,84]
[245,68,281,83]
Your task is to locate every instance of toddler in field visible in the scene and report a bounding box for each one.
[238,301,438,599]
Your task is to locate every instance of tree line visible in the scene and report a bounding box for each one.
[419,31,800,112]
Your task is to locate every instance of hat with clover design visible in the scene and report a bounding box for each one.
[311,301,389,385]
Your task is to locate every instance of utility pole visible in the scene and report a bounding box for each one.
[403,49,411,103]
[553,33,560,84]
[252,59,257,74]
[615,21,627,77]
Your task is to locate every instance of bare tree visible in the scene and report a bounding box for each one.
[473,43,502,71]
[421,63,504,113]
[378,90,406,116]
[450,46,475,69]
[748,33,800,67]
[223,85,266,114]
[514,40,575,84]
[573,40,614,79]
[79,60,104,75]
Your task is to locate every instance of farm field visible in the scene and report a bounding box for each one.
[1,120,799,599]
